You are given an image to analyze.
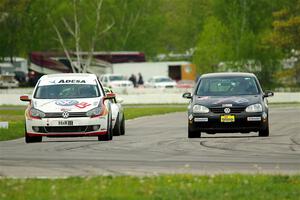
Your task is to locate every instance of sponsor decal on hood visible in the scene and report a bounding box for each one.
[33,98,101,113]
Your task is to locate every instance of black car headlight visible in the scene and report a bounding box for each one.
[245,103,262,112]
[192,105,209,113]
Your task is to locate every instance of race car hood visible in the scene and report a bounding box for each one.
[32,98,101,113]
[194,95,261,107]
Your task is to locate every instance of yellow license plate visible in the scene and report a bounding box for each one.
[221,115,235,122]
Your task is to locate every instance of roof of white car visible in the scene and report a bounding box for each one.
[39,73,98,86]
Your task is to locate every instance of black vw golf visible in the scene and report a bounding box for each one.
[183,72,274,138]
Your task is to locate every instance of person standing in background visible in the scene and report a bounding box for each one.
[137,73,144,87]
[129,74,137,87]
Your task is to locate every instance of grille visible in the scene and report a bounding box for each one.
[43,126,88,133]
[209,107,245,114]
[44,112,86,118]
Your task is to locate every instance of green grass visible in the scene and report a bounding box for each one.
[0,106,186,141]
[0,174,299,200]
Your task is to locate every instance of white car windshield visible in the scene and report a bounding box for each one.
[109,75,126,81]
[34,84,100,99]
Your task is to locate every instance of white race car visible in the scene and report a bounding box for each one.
[104,87,125,136]
[20,73,115,143]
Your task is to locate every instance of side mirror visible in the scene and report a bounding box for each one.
[20,95,31,102]
[104,93,116,100]
[263,91,274,98]
[182,92,192,99]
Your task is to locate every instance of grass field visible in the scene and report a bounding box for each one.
[1,174,299,200]
[0,105,187,141]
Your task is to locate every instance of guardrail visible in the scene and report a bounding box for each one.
[0,88,299,105]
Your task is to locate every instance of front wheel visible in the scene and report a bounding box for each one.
[188,125,201,138]
[259,126,269,137]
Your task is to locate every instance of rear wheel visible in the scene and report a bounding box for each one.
[98,113,113,141]
[188,125,201,138]
[113,114,121,136]
[120,114,125,135]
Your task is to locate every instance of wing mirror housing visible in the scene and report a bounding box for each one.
[263,91,274,98]
[104,93,116,100]
[182,92,192,99]
[20,95,31,102]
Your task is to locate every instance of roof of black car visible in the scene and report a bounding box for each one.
[201,72,256,78]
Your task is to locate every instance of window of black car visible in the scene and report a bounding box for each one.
[196,77,259,96]
[34,84,100,99]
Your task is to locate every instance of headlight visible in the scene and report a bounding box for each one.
[193,105,209,113]
[245,103,262,112]
[30,108,45,118]
[86,107,102,117]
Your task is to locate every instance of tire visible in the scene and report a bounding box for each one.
[25,127,42,143]
[259,125,269,137]
[98,113,113,141]
[120,114,125,135]
[188,125,201,138]
[113,114,121,136]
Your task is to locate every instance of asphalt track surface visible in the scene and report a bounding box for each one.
[0,107,300,177]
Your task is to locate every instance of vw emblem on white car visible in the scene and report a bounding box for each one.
[62,111,69,118]
[224,108,231,114]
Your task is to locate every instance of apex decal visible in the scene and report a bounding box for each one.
[58,80,86,83]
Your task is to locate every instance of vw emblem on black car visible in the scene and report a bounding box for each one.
[62,111,69,118]
[224,108,231,114]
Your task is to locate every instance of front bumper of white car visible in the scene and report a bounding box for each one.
[25,116,108,137]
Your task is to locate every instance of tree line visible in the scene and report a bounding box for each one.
[0,0,299,88]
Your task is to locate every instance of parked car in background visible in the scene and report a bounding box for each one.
[144,76,177,88]
[0,63,19,88]
[104,87,125,136]
[99,74,133,89]
[183,72,273,138]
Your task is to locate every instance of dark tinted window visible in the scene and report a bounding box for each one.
[196,76,259,96]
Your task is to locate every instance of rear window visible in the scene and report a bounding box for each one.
[196,76,259,96]
[34,84,100,99]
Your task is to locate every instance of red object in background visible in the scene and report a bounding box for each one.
[176,80,195,88]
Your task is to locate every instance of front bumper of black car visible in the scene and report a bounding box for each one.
[188,112,268,133]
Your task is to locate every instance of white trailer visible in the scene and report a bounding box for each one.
[111,61,196,81]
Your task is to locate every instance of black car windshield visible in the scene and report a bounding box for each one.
[196,76,260,96]
[34,84,100,99]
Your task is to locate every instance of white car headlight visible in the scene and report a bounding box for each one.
[86,107,102,117]
[245,103,262,112]
[193,105,209,113]
[30,108,45,118]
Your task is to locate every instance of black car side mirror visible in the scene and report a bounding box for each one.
[263,91,274,98]
[182,92,192,99]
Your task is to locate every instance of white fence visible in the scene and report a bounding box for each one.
[0,88,299,105]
